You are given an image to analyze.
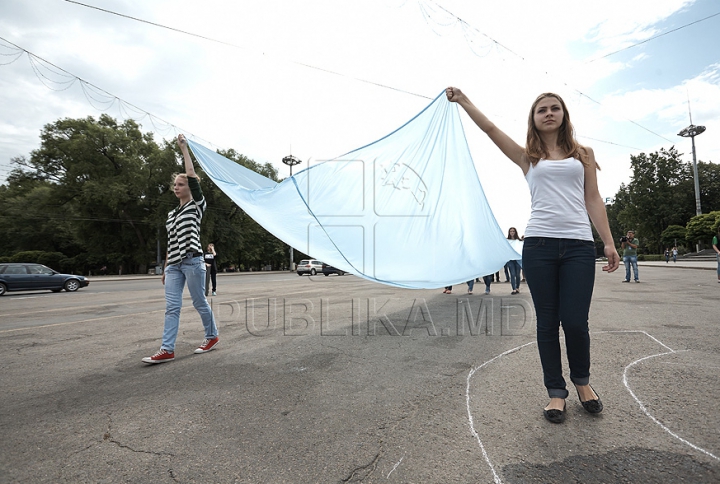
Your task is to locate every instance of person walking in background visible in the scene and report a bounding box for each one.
[482,274,493,295]
[713,228,720,283]
[621,230,639,283]
[204,243,218,296]
[672,246,678,263]
[446,87,620,424]
[142,134,219,364]
[664,248,670,263]
[506,227,523,294]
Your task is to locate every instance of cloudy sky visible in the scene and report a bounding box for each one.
[1,0,719,233]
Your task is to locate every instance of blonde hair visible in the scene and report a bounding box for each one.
[172,172,201,183]
[525,93,591,168]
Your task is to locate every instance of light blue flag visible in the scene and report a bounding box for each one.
[188,92,521,289]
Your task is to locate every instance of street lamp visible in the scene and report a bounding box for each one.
[677,124,706,217]
[282,155,302,177]
[282,155,303,270]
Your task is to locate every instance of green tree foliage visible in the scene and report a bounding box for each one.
[607,147,719,253]
[0,115,292,273]
[660,225,686,248]
[685,211,720,246]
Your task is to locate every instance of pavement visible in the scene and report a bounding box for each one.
[636,260,717,270]
[1,262,718,483]
[82,259,720,283]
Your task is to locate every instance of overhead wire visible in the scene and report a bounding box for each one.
[59,0,651,151]
[0,36,223,152]
[420,0,676,143]
[586,10,720,63]
[63,0,432,100]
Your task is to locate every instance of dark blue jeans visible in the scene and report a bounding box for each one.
[507,259,522,290]
[522,237,596,399]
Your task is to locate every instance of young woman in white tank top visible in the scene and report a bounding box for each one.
[446,87,620,424]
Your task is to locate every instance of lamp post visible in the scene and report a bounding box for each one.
[678,123,706,252]
[282,155,302,270]
[677,124,706,216]
[282,155,302,177]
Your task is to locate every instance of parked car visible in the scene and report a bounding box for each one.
[297,259,324,276]
[321,263,345,276]
[0,263,90,296]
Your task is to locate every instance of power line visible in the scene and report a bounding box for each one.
[0,42,644,178]
[420,0,675,143]
[64,0,432,100]
[0,36,221,150]
[61,0,666,149]
[586,10,720,63]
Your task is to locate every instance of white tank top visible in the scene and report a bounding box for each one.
[524,158,593,241]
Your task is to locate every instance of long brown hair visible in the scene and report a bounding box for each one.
[525,93,589,167]
[507,227,520,240]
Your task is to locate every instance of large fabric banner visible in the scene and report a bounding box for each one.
[188,92,521,289]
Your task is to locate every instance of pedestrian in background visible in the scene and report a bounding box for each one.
[204,243,218,296]
[713,228,720,283]
[506,227,523,294]
[621,230,639,283]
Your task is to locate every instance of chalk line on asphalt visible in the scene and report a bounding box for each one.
[465,330,718,484]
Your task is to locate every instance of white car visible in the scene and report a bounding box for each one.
[297,259,324,276]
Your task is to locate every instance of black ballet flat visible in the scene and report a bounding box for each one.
[543,401,566,424]
[576,385,603,414]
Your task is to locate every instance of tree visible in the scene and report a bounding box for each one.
[660,225,687,249]
[5,115,180,273]
[605,148,720,253]
[685,211,720,248]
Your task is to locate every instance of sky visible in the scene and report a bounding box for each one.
[1,0,719,235]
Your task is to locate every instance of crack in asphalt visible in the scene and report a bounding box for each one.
[104,415,175,457]
[341,452,381,483]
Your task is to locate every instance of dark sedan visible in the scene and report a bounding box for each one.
[321,263,346,276]
[0,263,90,296]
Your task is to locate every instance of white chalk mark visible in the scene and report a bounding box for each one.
[595,329,676,352]
[466,330,717,484]
[386,452,405,479]
[466,341,536,484]
[623,350,719,461]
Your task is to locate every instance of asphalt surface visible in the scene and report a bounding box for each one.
[1,262,718,483]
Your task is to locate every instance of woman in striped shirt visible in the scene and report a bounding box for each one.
[143,134,219,364]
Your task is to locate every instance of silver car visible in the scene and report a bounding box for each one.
[297,259,324,276]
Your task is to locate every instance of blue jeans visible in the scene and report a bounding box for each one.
[482,275,493,292]
[507,259,522,290]
[162,256,218,352]
[466,279,474,292]
[623,255,639,281]
[522,238,596,399]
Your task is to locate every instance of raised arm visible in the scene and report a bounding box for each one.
[582,147,620,273]
[446,87,529,173]
[177,134,196,178]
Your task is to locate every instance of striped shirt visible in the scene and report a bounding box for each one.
[166,176,206,266]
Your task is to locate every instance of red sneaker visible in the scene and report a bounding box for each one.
[142,349,174,364]
[194,337,219,354]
